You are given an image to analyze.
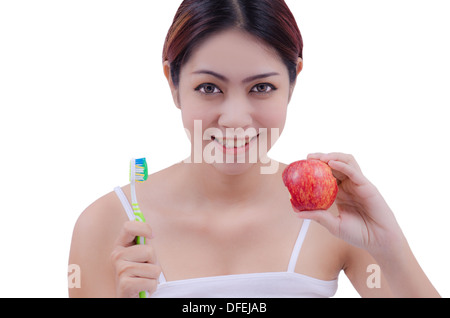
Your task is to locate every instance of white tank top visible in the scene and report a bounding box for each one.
[114,187,338,298]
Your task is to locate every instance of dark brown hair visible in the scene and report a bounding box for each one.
[163,0,303,87]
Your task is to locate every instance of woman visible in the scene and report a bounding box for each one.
[69,0,439,297]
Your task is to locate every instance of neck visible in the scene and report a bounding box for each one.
[182,161,279,210]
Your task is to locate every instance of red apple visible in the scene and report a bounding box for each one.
[282,160,338,212]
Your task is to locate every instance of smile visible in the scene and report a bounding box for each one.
[211,136,256,148]
[211,134,259,152]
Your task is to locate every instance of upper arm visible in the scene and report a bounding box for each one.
[343,244,393,298]
[68,191,127,298]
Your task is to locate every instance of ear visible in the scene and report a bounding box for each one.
[288,57,303,103]
[296,57,304,75]
[163,60,181,109]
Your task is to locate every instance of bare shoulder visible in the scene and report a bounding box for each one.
[68,189,128,297]
[71,190,128,245]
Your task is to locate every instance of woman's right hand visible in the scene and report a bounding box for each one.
[110,221,161,298]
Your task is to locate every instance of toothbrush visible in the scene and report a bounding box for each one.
[129,157,149,298]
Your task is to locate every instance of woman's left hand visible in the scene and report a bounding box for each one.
[295,152,406,256]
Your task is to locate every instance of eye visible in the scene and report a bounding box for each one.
[195,83,222,95]
[250,83,277,94]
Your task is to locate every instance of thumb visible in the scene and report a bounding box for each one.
[295,210,340,237]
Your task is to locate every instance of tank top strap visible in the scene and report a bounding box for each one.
[114,187,135,221]
[287,219,311,273]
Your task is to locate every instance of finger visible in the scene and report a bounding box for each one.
[295,210,340,237]
[118,276,159,298]
[307,153,325,160]
[328,159,366,186]
[113,244,157,264]
[327,153,361,171]
[335,187,355,202]
[116,260,162,280]
[309,152,359,170]
[115,221,153,247]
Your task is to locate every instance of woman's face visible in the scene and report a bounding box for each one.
[166,28,299,175]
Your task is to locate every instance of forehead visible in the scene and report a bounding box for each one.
[181,28,288,80]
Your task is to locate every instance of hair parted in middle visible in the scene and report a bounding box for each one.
[163,0,303,87]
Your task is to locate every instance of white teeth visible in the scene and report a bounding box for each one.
[224,139,243,149]
[215,138,246,149]
[213,136,257,149]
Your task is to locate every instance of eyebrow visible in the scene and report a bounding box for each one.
[192,70,280,83]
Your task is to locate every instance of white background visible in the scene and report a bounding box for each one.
[0,0,449,298]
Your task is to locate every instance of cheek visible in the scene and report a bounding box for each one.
[266,110,287,147]
[179,97,217,141]
[254,95,289,131]
[178,86,205,126]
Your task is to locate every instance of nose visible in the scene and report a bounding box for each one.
[217,94,253,129]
